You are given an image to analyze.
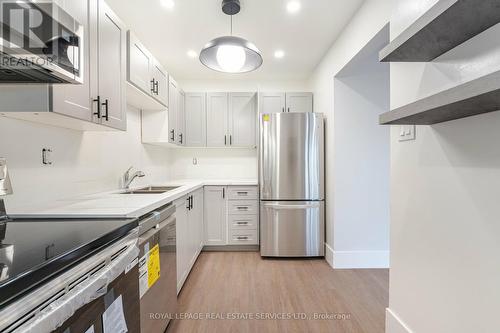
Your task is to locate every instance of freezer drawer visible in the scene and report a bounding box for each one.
[260,201,324,257]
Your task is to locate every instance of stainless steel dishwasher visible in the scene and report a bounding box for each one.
[138,203,177,333]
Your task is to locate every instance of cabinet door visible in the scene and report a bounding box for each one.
[229,92,257,148]
[175,196,189,292]
[259,92,285,114]
[204,186,227,246]
[286,92,313,113]
[51,0,94,122]
[151,61,169,107]
[206,93,229,147]
[127,31,152,95]
[177,90,186,146]
[189,188,204,258]
[98,0,127,130]
[168,78,178,144]
[185,93,207,147]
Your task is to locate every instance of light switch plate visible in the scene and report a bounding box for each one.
[399,125,416,142]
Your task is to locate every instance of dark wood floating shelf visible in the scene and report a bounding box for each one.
[379,0,500,62]
[379,71,500,125]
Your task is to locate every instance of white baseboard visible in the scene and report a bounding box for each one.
[386,308,413,333]
[325,243,334,268]
[332,250,390,269]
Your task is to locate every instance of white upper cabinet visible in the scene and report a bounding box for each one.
[229,93,257,148]
[259,92,286,114]
[185,93,207,147]
[126,32,168,110]
[177,89,186,146]
[286,92,313,113]
[206,92,229,147]
[259,92,313,113]
[151,60,169,107]
[51,0,93,123]
[97,0,127,131]
[127,32,152,94]
[168,77,179,144]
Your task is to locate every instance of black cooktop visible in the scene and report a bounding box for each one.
[0,217,138,309]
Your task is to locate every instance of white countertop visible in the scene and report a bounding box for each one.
[8,179,258,219]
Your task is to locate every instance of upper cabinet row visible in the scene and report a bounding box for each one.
[0,0,127,131]
[126,32,169,110]
[143,91,258,148]
[259,92,313,114]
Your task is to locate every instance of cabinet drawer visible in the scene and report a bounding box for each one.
[229,215,258,230]
[227,186,258,200]
[228,229,259,245]
[228,200,258,215]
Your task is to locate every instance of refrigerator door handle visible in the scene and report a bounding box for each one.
[262,202,321,210]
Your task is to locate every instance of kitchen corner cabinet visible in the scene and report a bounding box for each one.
[259,92,313,113]
[175,187,204,293]
[126,32,168,110]
[206,92,257,148]
[0,0,127,131]
[185,93,207,147]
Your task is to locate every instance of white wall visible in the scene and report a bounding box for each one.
[0,107,170,210]
[387,1,500,332]
[168,148,257,180]
[308,0,391,267]
[332,26,390,269]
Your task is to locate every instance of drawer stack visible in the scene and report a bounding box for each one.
[227,186,259,245]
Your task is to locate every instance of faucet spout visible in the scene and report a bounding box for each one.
[123,167,145,189]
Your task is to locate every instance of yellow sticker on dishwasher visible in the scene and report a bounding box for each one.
[263,114,270,121]
[147,244,160,288]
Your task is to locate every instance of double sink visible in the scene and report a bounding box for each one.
[120,186,180,195]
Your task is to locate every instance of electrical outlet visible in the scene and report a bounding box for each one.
[42,148,53,165]
[398,125,416,142]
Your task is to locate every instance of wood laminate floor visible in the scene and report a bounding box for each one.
[168,252,389,333]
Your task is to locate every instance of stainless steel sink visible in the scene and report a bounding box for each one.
[120,186,180,194]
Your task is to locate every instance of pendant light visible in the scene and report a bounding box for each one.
[200,0,263,73]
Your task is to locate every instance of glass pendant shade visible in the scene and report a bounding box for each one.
[199,36,263,73]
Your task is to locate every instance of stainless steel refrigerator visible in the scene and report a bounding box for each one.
[259,112,325,257]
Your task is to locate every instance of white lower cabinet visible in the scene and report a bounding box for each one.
[204,186,259,247]
[175,187,204,293]
[203,186,227,246]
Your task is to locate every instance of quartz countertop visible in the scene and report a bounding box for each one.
[8,179,258,219]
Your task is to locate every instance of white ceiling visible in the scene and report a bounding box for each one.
[105,0,364,81]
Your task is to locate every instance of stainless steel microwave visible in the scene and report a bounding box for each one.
[0,0,83,84]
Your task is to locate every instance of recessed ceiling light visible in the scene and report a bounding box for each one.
[286,1,301,14]
[161,0,175,9]
[187,50,198,58]
[274,50,285,59]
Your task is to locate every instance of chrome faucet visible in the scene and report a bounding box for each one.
[123,167,145,189]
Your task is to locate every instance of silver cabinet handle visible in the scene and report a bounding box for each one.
[236,191,248,195]
[262,202,321,209]
[236,236,249,240]
[236,221,249,225]
[236,206,249,210]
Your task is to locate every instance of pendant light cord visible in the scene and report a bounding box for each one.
[230,15,233,36]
